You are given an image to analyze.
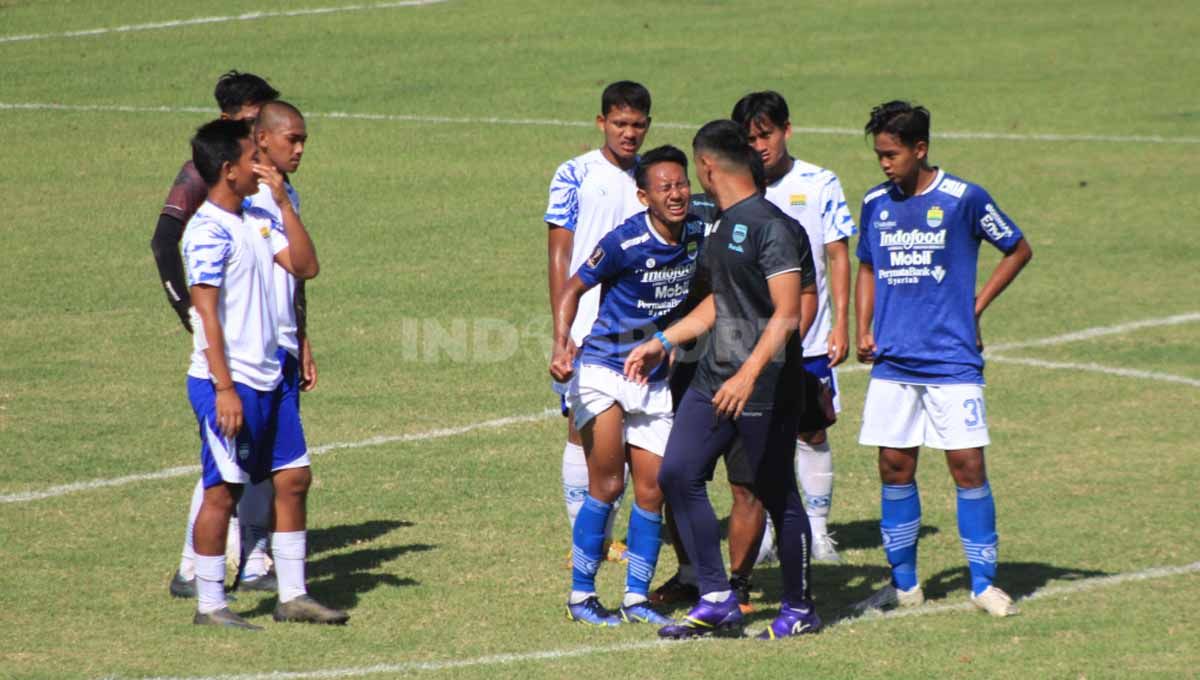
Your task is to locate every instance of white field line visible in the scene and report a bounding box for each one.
[5,311,1200,504]
[127,560,1200,680]
[0,409,556,504]
[2,101,1198,146]
[0,0,449,45]
[988,356,1200,388]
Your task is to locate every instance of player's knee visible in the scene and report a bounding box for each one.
[591,474,626,503]
[274,467,312,497]
[798,429,827,445]
[729,483,760,509]
[633,479,664,512]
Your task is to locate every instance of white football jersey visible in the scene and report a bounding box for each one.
[544,149,643,345]
[245,182,302,358]
[764,158,857,356]
[183,201,283,391]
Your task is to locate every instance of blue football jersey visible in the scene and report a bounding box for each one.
[857,170,1025,384]
[577,212,707,382]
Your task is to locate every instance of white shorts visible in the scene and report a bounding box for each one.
[568,364,674,456]
[859,379,990,450]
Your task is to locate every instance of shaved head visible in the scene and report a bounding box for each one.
[256,99,304,132]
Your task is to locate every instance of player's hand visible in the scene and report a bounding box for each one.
[252,163,288,206]
[549,338,577,383]
[623,338,666,385]
[300,337,318,392]
[828,326,849,367]
[712,368,755,420]
[214,385,244,438]
[856,332,877,364]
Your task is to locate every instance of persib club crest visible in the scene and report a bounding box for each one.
[259,225,270,239]
[789,193,806,207]
[732,224,748,244]
[686,240,699,259]
[926,206,944,228]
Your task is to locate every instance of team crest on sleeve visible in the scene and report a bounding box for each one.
[586,245,605,268]
[926,206,944,228]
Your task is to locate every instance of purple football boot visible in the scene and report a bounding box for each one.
[756,602,822,640]
[658,593,744,639]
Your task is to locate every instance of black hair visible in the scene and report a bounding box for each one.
[731,90,790,130]
[601,81,652,116]
[865,100,930,147]
[692,119,764,182]
[634,145,688,190]
[213,70,279,115]
[191,118,252,186]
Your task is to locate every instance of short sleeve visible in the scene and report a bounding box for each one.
[968,187,1024,253]
[182,219,232,287]
[161,161,208,222]
[757,219,813,287]
[819,175,857,243]
[856,202,875,265]
[544,160,581,231]
[576,230,625,288]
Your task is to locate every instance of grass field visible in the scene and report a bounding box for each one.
[1,1,1198,678]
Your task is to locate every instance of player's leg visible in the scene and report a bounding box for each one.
[187,378,261,630]
[656,389,743,639]
[236,478,274,589]
[726,477,765,614]
[566,401,625,626]
[744,408,821,640]
[924,385,1016,616]
[796,357,841,562]
[854,379,927,612]
[617,396,673,625]
[169,478,206,598]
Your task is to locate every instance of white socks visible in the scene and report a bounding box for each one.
[271,530,308,603]
[701,590,732,603]
[238,480,274,579]
[178,478,205,579]
[562,441,588,529]
[795,439,834,538]
[194,553,227,614]
[623,592,648,607]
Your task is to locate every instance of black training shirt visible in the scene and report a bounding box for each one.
[690,193,816,410]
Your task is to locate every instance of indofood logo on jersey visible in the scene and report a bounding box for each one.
[879,229,946,250]
[926,206,944,228]
[790,193,807,207]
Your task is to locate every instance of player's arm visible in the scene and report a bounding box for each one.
[550,274,593,382]
[712,272,804,419]
[547,225,573,313]
[855,261,876,363]
[825,238,851,365]
[150,213,193,333]
[294,281,317,391]
[191,284,243,437]
[256,164,318,279]
[623,294,716,384]
[974,237,1033,349]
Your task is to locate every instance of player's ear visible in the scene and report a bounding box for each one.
[783,121,792,141]
[221,160,236,183]
[914,140,928,162]
[595,113,606,132]
[644,116,652,132]
[637,187,649,207]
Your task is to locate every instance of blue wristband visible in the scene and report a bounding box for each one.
[654,331,673,352]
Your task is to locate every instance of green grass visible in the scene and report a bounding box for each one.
[1,1,1198,678]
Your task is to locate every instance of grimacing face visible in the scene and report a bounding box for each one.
[638,161,691,227]
[597,105,650,165]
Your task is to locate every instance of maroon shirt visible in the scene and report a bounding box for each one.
[161,160,208,222]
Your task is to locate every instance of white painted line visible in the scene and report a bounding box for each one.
[0,0,449,45]
[126,560,1200,680]
[985,311,1200,352]
[988,355,1200,388]
[0,409,556,504]
[2,101,1198,146]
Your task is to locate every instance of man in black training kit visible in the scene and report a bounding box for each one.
[625,120,819,640]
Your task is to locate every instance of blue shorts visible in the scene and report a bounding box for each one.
[273,348,309,471]
[801,355,840,410]
[189,379,279,488]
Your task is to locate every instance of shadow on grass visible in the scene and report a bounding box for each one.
[829,519,941,551]
[308,519,413,555]
[923,561,1110,601]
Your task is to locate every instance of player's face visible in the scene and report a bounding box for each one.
[873,132,927,185]
[638,161,691,228]
[260,116,308,174]
[227,137,260,197]
[597,105,650,165]
[746,117,791,173]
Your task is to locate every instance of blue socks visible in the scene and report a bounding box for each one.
[957,483,998,596]
[880,483,921,591]
[571,494,612,593]
[624,504,662,601]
